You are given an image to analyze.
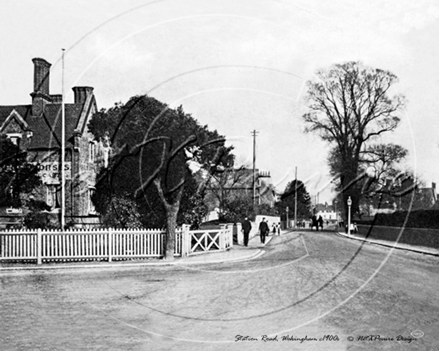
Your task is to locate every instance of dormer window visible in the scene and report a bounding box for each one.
[6,133,22,146]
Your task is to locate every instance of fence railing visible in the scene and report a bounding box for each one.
[0,225,233,264]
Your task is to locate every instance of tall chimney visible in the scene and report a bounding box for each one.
[72,86,94,104]
[32,58,51,95]
[31,58,52,117]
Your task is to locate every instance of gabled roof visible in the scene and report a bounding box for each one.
[0,102,85,149]
[0,108,30,132]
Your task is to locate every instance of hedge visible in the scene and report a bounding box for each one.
[357,210,438,229]
[356,225,438,249]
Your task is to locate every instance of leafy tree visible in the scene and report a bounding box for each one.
[101,194,143,228]
[303,62,406,220]
[0,135,41,207]
[276,179,312,221]
[89,95,232,259]
[23,198,54,229]
[255,203,279,217]
[220,192,255,223]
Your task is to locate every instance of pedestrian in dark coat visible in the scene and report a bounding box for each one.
[259,218,269,244]
[312,215,318,231]
[241,217,252,247]
[318,215,324,230]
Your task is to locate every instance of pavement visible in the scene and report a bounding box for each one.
[335,230,439,256]
[0,231,279,272]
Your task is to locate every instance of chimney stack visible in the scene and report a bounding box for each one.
[31,58,52,117]
[72,86,94,104]
[32,58,51,95]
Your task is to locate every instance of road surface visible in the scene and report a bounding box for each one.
[1,231,438,350]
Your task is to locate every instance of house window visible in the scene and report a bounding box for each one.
[89,141,96,162]
[88,188,96,214]
[46,185,59,209]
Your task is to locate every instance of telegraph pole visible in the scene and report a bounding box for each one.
[61,48,66,230]
[294,166,297,228]
[251,130,258,206]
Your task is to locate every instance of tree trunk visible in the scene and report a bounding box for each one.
[164,202,179,260]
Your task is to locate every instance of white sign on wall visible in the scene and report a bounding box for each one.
[35,162,72,184]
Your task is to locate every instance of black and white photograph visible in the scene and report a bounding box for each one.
[0,1,438,350]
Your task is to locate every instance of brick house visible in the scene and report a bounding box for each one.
[0,58,109,226]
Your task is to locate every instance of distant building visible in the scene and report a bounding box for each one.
[314,202,338,222]
[364,181,439,216]
[417,182,439,209]
[0,57,109,226]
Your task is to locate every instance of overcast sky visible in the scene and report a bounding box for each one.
[1,0,438,203]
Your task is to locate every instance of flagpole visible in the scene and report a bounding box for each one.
[61,48,66,229]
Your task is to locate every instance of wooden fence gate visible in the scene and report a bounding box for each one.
[0,225,233,264]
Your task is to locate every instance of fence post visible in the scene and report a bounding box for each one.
[181,224,189,257]
[108,228,113,262]
[227,224,234,248]
[37,228,42,265]
[236,222,243,245]
[219,224,226,250]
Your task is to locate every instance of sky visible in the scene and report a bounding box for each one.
[1,0,438,203]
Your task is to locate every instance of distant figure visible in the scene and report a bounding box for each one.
[277,222,281,235]
[318,216,324,230]
[312,215,318,231]
[241,217,252,247]
[346,222,359,234]
[259,218,269,244]
[272,223,276,235]
[302,219,306,228]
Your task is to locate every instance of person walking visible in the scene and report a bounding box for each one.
[259,218,269,244]
[241,216,252,247]
[318,215,324,231]
[312,215,318,231]
[277,222,281,235]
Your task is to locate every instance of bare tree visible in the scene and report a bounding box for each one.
[360,143,408,183]
[303,61,406,219]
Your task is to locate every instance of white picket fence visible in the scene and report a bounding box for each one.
[0,224,233,264]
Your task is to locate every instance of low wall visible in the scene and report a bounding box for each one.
[357,224,439,249]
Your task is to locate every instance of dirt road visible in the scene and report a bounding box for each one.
[1,231,438,350]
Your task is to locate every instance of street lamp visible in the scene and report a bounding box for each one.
[347,196,352,236]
